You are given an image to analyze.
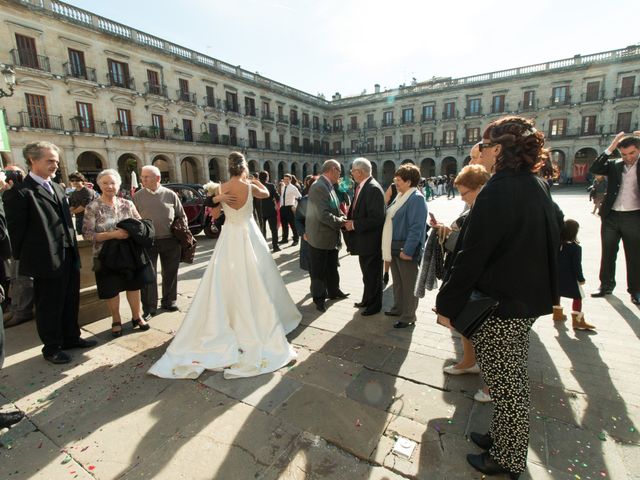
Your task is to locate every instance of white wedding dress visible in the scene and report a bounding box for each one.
[148,183,301,379]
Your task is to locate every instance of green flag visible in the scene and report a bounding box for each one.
[0,113,10,153]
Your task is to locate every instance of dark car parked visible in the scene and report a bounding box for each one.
[164,183,223,238]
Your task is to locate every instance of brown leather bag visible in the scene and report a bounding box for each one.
[170,216,197,264]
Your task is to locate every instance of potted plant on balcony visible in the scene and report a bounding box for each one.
[149,125,160,138]
[199,132,211,143]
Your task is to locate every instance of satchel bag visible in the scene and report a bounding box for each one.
[451,290,498,339]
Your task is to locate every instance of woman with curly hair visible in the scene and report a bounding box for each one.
[435,116,563,478]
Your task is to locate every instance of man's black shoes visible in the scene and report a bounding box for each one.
[591,289,613,298]
[0,411,25,429]
[62,338,97,349]
[328,291,349,300]
[43,350,72,364]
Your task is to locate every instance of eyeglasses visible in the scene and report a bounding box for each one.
[478,142,497,152]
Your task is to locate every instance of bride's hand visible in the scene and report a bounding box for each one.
[215,192,237,204]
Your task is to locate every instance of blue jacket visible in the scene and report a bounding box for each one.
[391,190,428,261]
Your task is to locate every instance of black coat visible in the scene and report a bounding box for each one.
[558,242,585,299]
[259,182,280,218]
[344,177,385,256]
[96,218,155,282]
[4,175,78,278]
[590,152,640,218]
[436,169,563,321]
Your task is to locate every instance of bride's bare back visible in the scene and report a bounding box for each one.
[220,176,269,210]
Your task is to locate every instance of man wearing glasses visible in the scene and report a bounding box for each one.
[305,159,348,312]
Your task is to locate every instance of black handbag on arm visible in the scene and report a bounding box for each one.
[451,290,498,338]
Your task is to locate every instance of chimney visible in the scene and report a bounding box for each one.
[375,84,380,94]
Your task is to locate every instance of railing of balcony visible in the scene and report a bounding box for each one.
[441,138,458,146]
[490,103,508,114]
[107,73,135,90]
[224,101,240,113]
[62,62,97,82]
[421,114,436,122]
[176,90,197,103]
[614,86,640,98]
[10,49,51,72]
[581,92,605,102]
[419,141,435,148]
[18,112,63,130]
[364,120,377,129]
[277,114,289,124]
[302,122,311,129]
[442,111,457,120]
[549,95,571,106]
[262,113,275,122]
[347,123,359,132]
[245,107,257,116]
[400,118,415,125]
[290,118,300,127]
[70,118,108,134]
[465,107,483,116]
[400,142,414,150]
[144,82,167,96]
[381,119,395,127]
[518,100,539,111]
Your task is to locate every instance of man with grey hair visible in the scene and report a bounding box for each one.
[133,165,186,318]
[4,141,97,364]
[344,157,385,316]
[305,159,348,312]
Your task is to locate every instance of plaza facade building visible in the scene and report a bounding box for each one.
[1,0,639,186]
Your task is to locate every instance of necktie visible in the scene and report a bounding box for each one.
[353,184,361,208]
[283,185,288,206]
[43,181,54,195]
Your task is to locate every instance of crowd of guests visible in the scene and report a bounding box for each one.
[1,117,639,478]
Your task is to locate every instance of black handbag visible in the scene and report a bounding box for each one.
[451,290,498,338]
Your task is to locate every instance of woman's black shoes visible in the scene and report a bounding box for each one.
[131,318,150,331]
[470,431,493,450]
[111,322,122,338]
[393,321,415,329]
[467,452,520,479]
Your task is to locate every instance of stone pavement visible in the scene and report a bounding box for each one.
[1,186,639,480]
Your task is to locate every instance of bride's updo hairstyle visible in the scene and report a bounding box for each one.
[483,116,548,173]
[228,151,247,177]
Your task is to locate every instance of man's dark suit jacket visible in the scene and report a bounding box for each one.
[436,170,562,321]
[590,152,640,218]
[4,175,78,278]
[345,177,385,256]
[260,182,279,218]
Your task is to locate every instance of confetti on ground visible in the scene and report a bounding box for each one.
[355,419,362,428]
[88,465,95,471]
[61,454,72,465]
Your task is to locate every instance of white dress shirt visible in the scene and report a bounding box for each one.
[281,183,301,207]
[611,159,640,212]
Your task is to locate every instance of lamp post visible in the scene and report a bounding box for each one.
[0,65,16,98]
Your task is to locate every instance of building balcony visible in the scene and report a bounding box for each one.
[421,114,436,123]
[400,118,415,125]
[400,142,414,150]
[18,111,63,130]
[312,124,321,131]
[332,124,343,132]
[464,107,482,117]
[204,96,223,109]
[580,92,605,103]
[364,121,377,130]
[245,107,257,117]
[63,62,97,82]
[302,122,311,129]
[549,95,571,107]
[382,144,395,152]
[490,103,508,114]
[613,86,640,99]
[69,118,108,135]
[381,119,395,128]
[518,100,539,112]
[441,139,458,147]
[290,118,300,127]
[441,111,458,121]
[107,73,135,90]
[10,49,50,72]
[225,101,240,113]
[462,137,480,145]
[177,90,197,103]
[144,82,167,97]
[419,141,435,148]
[261,112,275,122]
[277,114,289,124]
[347,123,359,132]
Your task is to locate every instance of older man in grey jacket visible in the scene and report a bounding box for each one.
[306,159,348,312]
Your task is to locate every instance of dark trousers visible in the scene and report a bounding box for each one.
[261,215,278,249]
[33,248,80,355]
[308,245,340,304]
[599,210,640,293]
[389,257,419,323]
[358,252,383,311]
[142,237,181,313]
[280,206,298,242]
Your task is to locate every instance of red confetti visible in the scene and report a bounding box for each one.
[37,442,43,449]
[88,466,95,471]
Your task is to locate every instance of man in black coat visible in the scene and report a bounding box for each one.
[589,132,640,304]
[344,157,386,315]
[258,171,280,252]
[4,142,97,364]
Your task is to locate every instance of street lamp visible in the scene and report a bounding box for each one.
[0,66,16,98]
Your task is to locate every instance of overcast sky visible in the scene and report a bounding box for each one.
[67,0,639,99]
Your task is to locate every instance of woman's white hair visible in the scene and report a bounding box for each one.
[96,168,122,187]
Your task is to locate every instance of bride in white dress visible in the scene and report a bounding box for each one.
[149,152,301,379]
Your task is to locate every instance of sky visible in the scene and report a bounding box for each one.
[67,0,639,100]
